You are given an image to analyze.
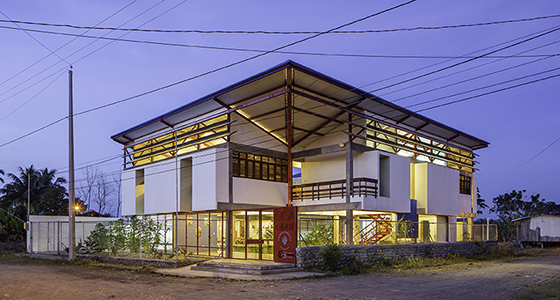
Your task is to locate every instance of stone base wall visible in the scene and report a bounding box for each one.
[296,241,498,269]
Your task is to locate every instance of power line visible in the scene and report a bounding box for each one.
[416,72,560,112]
[0,69,66,122]
[380,40,560,98]
[369,25,560,94]
[0,0,416,153]
[0,10,71,67]
[2,24,558,60]
[387,52,558,103]
[483,136,560,177]
[0,0,137,89]
[2,14,559,34]
[405,66,560,110]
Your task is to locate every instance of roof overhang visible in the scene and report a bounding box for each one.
[111,60,489,151]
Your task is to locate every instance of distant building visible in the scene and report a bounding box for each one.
[111,61,489,261]
[513,215,560,248]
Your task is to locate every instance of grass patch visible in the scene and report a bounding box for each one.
[0,250,155,274]
[368,245,539,273]
[514,277,560,300]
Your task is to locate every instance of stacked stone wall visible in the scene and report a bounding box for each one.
[296,241,498,269]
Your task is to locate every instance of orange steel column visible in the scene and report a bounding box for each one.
[286,67,293,207]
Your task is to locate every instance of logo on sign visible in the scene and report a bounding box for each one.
[278,231,291,250]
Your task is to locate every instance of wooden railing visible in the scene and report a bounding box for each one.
[292,177,378,201]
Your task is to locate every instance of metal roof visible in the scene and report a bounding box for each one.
[111,60,489,151]
[512,214,560,222]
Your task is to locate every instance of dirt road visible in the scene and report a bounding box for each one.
[1,254,559,300]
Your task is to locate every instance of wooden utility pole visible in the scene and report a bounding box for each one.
[68,68,76,260]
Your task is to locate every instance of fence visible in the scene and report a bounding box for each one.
[298,216,498,247]
[29,214,498,260]
[27,215,118,253]
[27,214,225,261]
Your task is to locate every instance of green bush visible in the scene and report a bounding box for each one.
[320,244,343,271]
[304,224,335,246]
[341,256,368,275]
[83,223,109,253]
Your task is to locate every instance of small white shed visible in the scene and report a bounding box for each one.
[513,215,560,247]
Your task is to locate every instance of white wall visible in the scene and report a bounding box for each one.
[530,216,560,238]
[427,163,459,216]
[363,151,411,213]
[192,148,218,211]
[121,168,137,216]
[233,177,287,206]
[191,147,229,211]
[144,162,178,214]
[412,162,477,217]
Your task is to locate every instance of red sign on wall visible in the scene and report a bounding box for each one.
[273,206,297,264]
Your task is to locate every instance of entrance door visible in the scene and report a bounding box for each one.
[231,209,274,260]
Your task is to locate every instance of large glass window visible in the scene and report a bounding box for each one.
[232,151,288,183]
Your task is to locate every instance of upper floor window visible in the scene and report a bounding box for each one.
[460,175,471,195]
[232,151,288,183]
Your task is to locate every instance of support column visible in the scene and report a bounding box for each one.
[226,210,231,258]
[467,217,473,241]
[286,67,293,207]
[333,215,340,244]
[345,114,354,245]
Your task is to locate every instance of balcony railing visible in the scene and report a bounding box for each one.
[292,177,378,201]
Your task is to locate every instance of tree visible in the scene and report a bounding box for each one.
[490,190,560,241]
[0,166,68,220]
[112,173,122,217]
[0,166,68,241]
[476,187,488,215]
[76,166,115,216]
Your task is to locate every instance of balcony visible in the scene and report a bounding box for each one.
[292,177,378,201]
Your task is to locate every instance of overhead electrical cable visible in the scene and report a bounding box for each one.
[368,25,560,94]
[388,53,558,103]
[379,39,560,97]
[0,0,137,89]
[68,0,191,67]
[0,0,418,149]
[358,24,560,92]
[483,136,560,176]
[1,24,557,60]
[404,66,560,109]
[0,69,66,122]
[0,10,71,67]
[0,0,165,103]
[2,14,559,34]
[416,72,560,112]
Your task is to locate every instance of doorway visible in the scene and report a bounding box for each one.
[231,209,274,260]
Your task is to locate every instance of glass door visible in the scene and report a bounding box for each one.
[231,209,274,260]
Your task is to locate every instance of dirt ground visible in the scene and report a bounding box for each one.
[1,252,559,300]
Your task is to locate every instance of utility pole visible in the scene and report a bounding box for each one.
[68,68,76,260]
[27,171,30,220]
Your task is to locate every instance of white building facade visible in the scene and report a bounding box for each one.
[112,61,489,260]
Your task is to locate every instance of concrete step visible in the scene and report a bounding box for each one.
[190,259,299,275]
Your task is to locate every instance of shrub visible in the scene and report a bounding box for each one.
[320,244,343,271]
[341,256,368,275]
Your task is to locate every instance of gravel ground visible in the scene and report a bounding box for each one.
[1,251,559,300]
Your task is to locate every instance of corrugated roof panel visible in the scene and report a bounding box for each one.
[112,60,488,150]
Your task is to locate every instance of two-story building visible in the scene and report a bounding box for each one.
[111,60,489,261]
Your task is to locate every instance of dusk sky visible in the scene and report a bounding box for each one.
[1,0,559,218]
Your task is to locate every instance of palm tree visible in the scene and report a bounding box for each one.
[0,166,68,221]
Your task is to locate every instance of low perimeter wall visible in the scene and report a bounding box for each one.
[296,241,498,269]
